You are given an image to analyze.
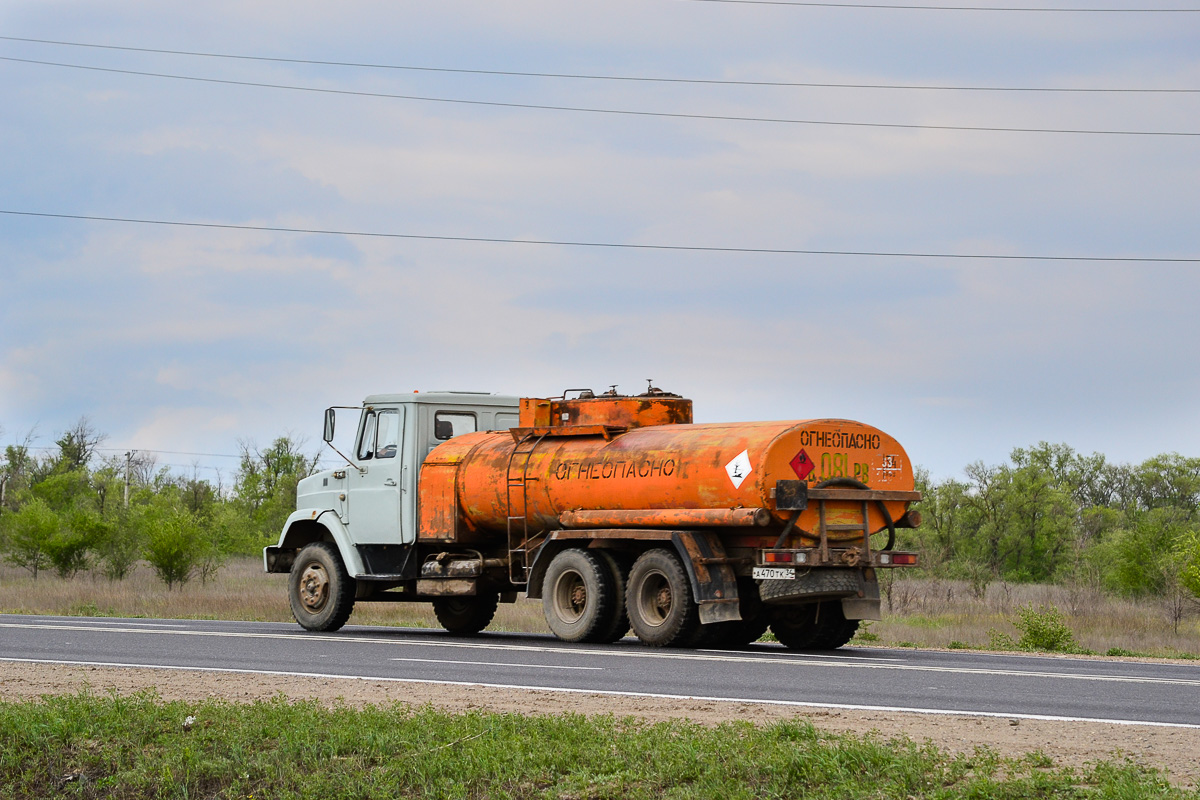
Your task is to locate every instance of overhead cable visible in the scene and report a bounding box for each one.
[0,36,1193,94]
[30,445,242,459]
[2,56,1196,137]
[679,0,1199,11]
[3,210,1196,264]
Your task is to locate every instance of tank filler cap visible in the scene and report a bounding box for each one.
[639,379,679,398]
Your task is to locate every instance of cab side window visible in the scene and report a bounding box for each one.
[357,409,400,459]
[375,410,399,458]
[356,411,377,460]
[434,411,476,440]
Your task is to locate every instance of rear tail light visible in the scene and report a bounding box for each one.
[764,552,793,563]
[889,553,918,566]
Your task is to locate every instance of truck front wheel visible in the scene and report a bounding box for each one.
[289,542,356,632]
[432,593,499,635]
[542,549,623,643]
[625,549,699,647]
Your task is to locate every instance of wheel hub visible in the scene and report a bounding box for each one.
[299,563,329,611]
[653,586,672,615]
[551,570,590,624]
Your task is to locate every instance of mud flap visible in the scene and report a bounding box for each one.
[671,530,741,624]
[841,578,882,620]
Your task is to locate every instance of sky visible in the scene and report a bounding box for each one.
[1,0,1198,484]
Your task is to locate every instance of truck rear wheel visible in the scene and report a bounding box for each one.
[592,550,630,643]
[625,549,699,647]
[698,578,769,649]
[543,549,622,643]
[808,606,860,649]
[770,601,859,650]
[289,542,356,632]
[432,593,499,635]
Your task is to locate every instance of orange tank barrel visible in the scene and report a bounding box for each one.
[559,507,772,529]
[419,397,916,546]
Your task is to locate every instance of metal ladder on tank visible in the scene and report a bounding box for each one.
[506,431,548,584]
[814,499,874,566]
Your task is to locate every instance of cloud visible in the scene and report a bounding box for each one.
[1,1,1198,480]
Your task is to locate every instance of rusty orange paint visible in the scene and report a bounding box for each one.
[418,394,916,546]
[519,393,692,429]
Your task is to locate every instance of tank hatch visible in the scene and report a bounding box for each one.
[519,386,693,430]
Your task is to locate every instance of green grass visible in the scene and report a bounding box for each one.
[1,692,1190,799]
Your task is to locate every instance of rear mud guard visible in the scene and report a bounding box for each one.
[671,530,741,625]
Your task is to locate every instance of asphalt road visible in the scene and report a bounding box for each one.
[2,614,1197,728]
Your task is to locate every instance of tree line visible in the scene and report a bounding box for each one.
[902,442,1200,630]
[0,418,317,588]
[2,420,1199,620]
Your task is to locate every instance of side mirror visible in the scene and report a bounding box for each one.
[323,408,336,443]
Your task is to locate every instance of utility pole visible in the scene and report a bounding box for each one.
[124,450,136,508]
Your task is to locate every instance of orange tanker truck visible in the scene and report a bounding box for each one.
[264,386,921,649]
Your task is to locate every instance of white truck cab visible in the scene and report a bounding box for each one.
[264,392,518,581]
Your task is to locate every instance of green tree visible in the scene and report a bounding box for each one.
[1,498,60,578]
[31,469,92,512]
[46,417,106,475]
[234,436,319,542]
[1,433,37,512]
[196,502,255,582]
[1132,453,1200,517]
[94,512,144,581]
[1003,452,1076,582]
[1180,529,1200,599]
[44,508,110,579]
[1098,508,1193,598]
[138,504,206,589]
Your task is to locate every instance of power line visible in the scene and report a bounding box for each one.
[679,0,1200,10]
[1,35,1193,94]
[30,445,242,458]
[3,209,1196,264]
[98,447,242,459]
[3,55,1197,138]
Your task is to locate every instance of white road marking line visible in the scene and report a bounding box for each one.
[388,657,599,670]
[27,619,189,628]
[696,648,905,662]
[3,656,1198,730]
[2,621,1196,687]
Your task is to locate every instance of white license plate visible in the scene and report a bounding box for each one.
[753,566,797,580]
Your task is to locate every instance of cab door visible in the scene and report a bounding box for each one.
[348,406,410,544]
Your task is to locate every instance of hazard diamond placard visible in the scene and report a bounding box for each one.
[790,449,815,480]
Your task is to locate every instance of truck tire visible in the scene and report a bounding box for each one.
[697,578,769,649]
[432,593,500,635]
[769,602,820,649]
[542,549,621,643]
[289,542,356,632]
[770,601,859,650]
[625,549,699,647]
[759,569,860,604]
[592,550,631,643]
[807,605,860,649]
